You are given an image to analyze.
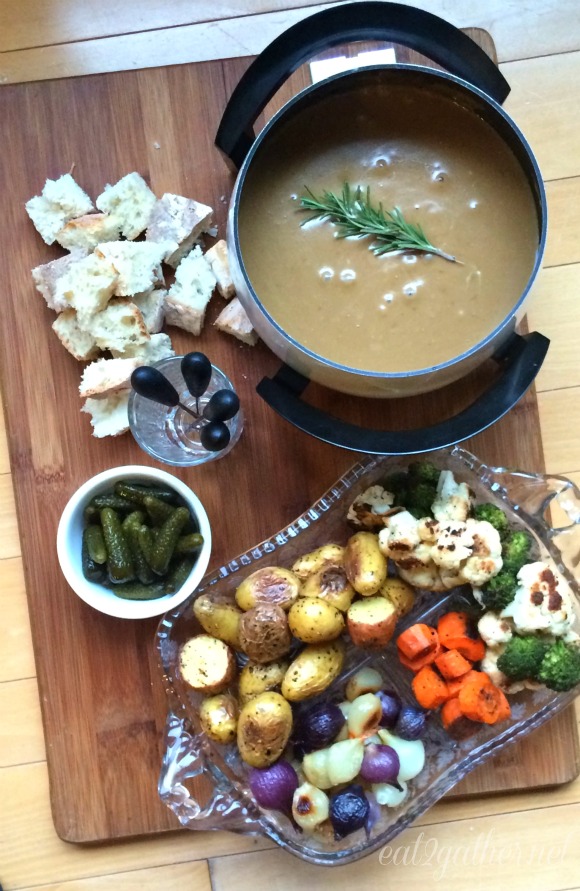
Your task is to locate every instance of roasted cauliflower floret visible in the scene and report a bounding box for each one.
[500,562,577,638]
[431,470,473,523]
[346,485,399,530]
[378,512,502,591]
[460,520,503,587]
[478,611,514,648]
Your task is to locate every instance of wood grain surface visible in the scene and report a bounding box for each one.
[0,18,578,853]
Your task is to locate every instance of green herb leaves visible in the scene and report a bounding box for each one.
[299,183,457,263]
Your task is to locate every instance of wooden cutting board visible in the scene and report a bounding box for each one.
[0,29,577,844]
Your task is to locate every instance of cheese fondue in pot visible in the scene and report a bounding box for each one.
[238,83,540,374]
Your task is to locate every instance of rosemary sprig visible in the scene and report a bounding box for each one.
[299,183,457,263]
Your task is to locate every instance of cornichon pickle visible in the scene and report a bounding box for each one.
[110,580,166,601]
[100,507,135,583]
[174,532,204,556]
[82,529,106,582]
[84,524,108,564]
[84,493,139,521]
[149,507,190,575]
[164,556,195,593]
[122,512,155,584]
[142,494,176,526]
[114,482,180,505]
[137,524,155,565]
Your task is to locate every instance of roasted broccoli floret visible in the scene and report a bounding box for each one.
[496,634,550,681]
[407,461,440,485]
[537,640,580,692]
[480,571,518,612]
[406,481,439,519]
[502,530,533,575]
[473,503,510,540]
[381,471,408,503]
[381,465,439,519]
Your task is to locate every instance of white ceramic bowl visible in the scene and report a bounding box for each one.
[57,465,212,619]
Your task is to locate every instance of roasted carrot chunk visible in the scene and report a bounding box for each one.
[457,671,511,724]
[437,611,485,662]
[434,648,473,679]
[412,665,449,709]
[397,623,439,661]
[398,640,443,672]
[441,697,480,740]
[444,669,481,700]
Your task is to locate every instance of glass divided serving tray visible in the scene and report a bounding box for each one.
[155,446,580,866]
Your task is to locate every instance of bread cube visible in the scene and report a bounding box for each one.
[146,193,214,267]
[25,174,94,244]
[32,248,89,312]
[214,296,258,345]
[96,172,156,239]
[164,246,216,336]
[52,310,99,361]
[205,239,235,299]
[56,212,121,251]
[81,392,130,438]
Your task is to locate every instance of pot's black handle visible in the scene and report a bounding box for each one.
[256,332,549,455]
[216,1,510,168]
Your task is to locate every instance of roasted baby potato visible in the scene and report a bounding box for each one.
[344,531,388,596]
[238,603,292,664]
[235,566,301,612]
[236,691,293,767]
[378,576,416,618]
[346,596,398,649]
[199,693,239,744]
[288,596,345,644]
[291,544,345,580]
[281,640,345,701]
[238,660,289,704]
[301,564,355,612]
[193,592,243,649]
[179,634,236,694]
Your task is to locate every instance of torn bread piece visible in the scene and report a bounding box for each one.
[32,248,89,312]
[131,288,166,334]
[82,391,130,438]
[79,357,139,398]
[87,298,150,354]
[146,193,214,267]
[205,240,235,299]
[96,240,177,296]
[52,310,99,361]
[55,253,118,325]
[96,172,157,240]
[111,332,175,362]
[25,174,94,245]
[214,297,258,346]
[164,246,216,336]
[56,212,122,251]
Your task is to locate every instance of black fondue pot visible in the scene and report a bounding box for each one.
[215,1,549,455]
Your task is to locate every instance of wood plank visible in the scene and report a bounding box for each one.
[0,473,20,558]
[0,763,272,890]
[2,0,580,73]
[7,862,213,891]
[538,388,580,473]
[0,0,340,53]
[0,399,9,473]
[2,2,580,85]
[544,177,580,268]
[0,557,36,682]
[526,263,580,392]
[503,51,580,182]
[3,735,580,890]
[0,678,45,766]
[209,804,580,891]
[0,31,577,848]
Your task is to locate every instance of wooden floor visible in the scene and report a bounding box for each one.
[2,1,580,888]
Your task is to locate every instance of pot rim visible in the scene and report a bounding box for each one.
[231,62,548,381]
